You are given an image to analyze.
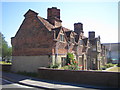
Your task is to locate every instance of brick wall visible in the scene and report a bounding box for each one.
[38,68,120,88]
[1,64,11,72]
[12,15,54,56]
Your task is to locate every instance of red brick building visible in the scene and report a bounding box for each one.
[11,7,106,72]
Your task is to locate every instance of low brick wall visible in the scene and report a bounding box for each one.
[38,68,120,88]
[1,64,12,72]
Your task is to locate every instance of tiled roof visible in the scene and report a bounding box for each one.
[82,36,87,39]
[37,16,55,31]
[37,15,73,39]
[82,38,88,46]
[65,31,72,37]
[62,27,71,32]
[52,27,62,38]
[37,15,86,44]
[52,26,73,39]
[24,9,38,17]
[75,35,80,43]
[49,17,62,22]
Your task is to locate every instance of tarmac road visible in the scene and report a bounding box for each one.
[0,78,99,90]
[2,71,118,90]
[1,78,38,89]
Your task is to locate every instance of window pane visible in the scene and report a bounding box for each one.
[60,34,64,41]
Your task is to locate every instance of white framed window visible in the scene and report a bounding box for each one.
[60,34,64,42]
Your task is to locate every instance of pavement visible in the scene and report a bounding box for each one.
[1,71,118,89]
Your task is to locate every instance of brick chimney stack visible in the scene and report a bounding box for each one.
[47,7,60,20]
[74,22,84,35]
[89,31,95,39]
[47,7,62,27]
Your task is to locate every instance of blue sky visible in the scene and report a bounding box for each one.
[1,1,118,46]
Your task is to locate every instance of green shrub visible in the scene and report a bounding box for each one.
[105,63,115,68]
[62,53,81,70]
[47,63,59,69]
[61,65,69,70]
[117,63,120,67]
[66,53,74,65]
[52,64,59,68]
[101,65,107,70]
[101,63,116,70]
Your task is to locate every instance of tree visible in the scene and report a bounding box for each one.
[0,32,12,61]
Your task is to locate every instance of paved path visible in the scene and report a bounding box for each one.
[1,71,116,89]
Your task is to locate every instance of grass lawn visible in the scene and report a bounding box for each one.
[106,66,120,72]
[0,61,12,65]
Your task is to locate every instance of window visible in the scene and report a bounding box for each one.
[60,34,64,42]
[79,40,83,45]
[70,37,75,43]
[61,57,66,67]
[93,48,96,51]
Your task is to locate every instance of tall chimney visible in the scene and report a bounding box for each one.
[47,7,62,27]
[74,22,83,35]
[47,7,60,20]
[89,31,95,39]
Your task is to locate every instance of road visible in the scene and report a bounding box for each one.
[1,78,38,89]
[1,78,100,90]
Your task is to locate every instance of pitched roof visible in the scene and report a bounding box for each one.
[36,10,86,44]
[24,9,38,17]
[37,16,55,31]
[52,27,62,38]
[75,35,80,43]
[62,27,71,32]
[49,17,62,22]
[82,38,88,46]
[37,15,73,40]
[65,31,72,37]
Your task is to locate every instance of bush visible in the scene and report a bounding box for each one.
[101,65,107,70]
[101,63,116,70]
[64,53,80,70]
[66,53,74,65]
[61,65,69,70]
[52,64,59,68]
[117,63,120,67]
[105,63,115,68]
[47,63,59,69]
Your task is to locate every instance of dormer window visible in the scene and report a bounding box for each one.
[79,40,83,45]
[60,34,64,42]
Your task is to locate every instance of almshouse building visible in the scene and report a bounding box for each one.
[11,7,107,72]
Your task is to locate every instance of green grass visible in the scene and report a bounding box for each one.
[106,67,120,72]
[0,61,12,65]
